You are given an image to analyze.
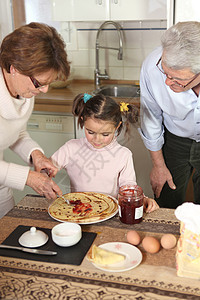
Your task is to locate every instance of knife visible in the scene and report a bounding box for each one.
[0,244,57,255]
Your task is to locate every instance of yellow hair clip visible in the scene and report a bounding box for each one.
[120,102,129,112]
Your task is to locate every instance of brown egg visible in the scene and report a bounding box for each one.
[126,230,141,246]
[142,236,160,254]
[161,234,177,249]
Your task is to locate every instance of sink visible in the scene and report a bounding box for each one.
[93,84,140,98]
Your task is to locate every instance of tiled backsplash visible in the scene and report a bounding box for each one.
[62,20,167,81]
[2,0,167,83]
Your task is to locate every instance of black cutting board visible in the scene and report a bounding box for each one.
[0,225,97,266]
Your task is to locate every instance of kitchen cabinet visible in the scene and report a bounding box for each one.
[51,0,167,22]
[0,0,13,40]
[110,0,166,21]
[51,0,109,21]
[173,0,200,23]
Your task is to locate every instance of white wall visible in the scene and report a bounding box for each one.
[0,0,13,40]
[11,1,167,82]
[64,20,167,81]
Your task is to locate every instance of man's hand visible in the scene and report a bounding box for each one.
[150,165,176,198]
[150,150,176,198]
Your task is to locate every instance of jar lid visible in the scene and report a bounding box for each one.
[119,185,144,200]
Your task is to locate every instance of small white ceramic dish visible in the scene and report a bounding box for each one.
[18,227,49,248]
[51,222,82,247]
[90,242,142,272]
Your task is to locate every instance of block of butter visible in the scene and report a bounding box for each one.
[88,245,125,265]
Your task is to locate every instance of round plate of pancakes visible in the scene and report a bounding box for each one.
[48,192,118,224]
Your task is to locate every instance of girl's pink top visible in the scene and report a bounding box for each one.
[51,137,136,198]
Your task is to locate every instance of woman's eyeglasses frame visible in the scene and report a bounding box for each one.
[156,57,200,88]
[29,76,48,89]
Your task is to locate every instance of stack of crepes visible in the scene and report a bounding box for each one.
[175,202,200,279]
[87,245,125,265]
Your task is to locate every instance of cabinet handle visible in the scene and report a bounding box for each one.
[27,122,39,129]
[97,0,102,5]
[113,0,118,4]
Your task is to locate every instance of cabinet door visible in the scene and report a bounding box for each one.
[110,0,167,20]
[0,0,13,39]
[174,0,200,23]
[51,0,109,21]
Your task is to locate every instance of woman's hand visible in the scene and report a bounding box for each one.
[143,196,159,213]
[30,150,58,178]
[26,170,62,200]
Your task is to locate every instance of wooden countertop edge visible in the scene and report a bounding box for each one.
[34,79,140,112]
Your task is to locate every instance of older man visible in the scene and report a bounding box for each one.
[139,21,200,208]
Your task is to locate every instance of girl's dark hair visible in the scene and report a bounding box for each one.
[72,93,138,136]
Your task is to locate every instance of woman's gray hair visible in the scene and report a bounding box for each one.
[161,21,200,74]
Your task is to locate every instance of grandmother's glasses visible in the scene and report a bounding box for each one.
[156,57,200,88]
[29,76,48,89]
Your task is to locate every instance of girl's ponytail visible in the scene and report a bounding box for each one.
[72,93,87,128]
[120,102,139,134]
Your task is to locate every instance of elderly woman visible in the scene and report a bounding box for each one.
[0,22,70,218]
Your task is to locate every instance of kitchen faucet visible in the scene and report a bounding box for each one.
[94,21,123,89]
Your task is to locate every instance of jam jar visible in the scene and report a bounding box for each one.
[118,185,144,224]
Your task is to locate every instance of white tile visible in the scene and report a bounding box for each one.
[141,20,166,28]
[67,20,166,81]
[123,30,142,49]
[75,21,103,29]
[123,49,145,67]
[72,50,95,68]
[73,67,94,80]
[141,29,165,48]
[122,21,143,29]
[66,51,73,62]
[107,67,124,80]
[60,22,78,51]
[124,67,141,81]
[98,49,106,69]
[94,28,124,49]
[77,29,97,50]
[106,30,123,49]
[107,50,124,67]
[144,48,157,59]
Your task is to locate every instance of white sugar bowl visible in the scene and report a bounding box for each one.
[18,227,49,248]
[51,222,82,247]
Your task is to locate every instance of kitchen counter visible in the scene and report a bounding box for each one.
[34,80,95,113]
[34,80,140,113]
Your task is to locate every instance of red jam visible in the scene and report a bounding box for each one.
[118,185,144,224]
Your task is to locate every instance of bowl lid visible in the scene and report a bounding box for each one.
[18,227,48,248]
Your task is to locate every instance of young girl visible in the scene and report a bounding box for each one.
[51,93,159,213]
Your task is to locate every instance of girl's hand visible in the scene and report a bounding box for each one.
[30,150,58,178]
[143,196,159,213]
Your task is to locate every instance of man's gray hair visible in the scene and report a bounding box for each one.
[161,21,200,74]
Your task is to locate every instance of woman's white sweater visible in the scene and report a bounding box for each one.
[0,68,42,214]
